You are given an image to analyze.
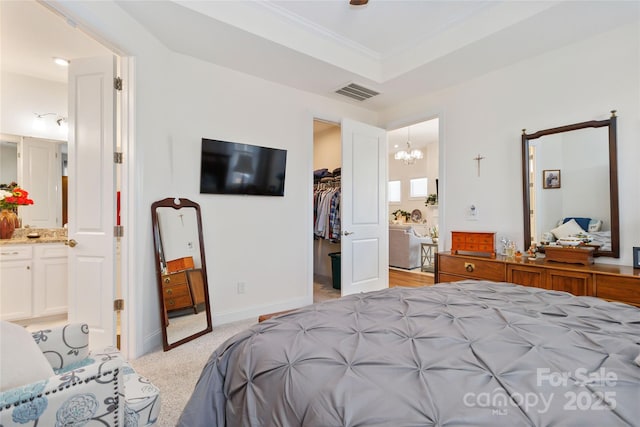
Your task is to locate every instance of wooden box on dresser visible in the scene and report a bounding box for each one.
[436,251,640,307]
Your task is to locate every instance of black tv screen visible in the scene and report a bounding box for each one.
[200,138,287,196]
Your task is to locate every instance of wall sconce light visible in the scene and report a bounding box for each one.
[33,112,54,130]
[33,113,67,131]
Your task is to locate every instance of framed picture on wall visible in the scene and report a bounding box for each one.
[633,247,640,269]
[542,169,561,189]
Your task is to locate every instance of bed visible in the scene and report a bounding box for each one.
[542,217,612,252]
[178,281,640,426]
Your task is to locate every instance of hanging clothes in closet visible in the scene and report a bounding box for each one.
[314,176,341,243]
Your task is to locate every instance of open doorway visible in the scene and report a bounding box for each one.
[387,117,439,279]
[1,1,124,349]
[312,119,342,303]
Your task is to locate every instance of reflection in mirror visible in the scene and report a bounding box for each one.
[522,111,619,258]
[151,198,212,351]
[0,134,67,227]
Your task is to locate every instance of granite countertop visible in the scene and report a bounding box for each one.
[0,228,68,245]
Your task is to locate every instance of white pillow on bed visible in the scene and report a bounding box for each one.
[551,218,584,239]
[588,219,602,232]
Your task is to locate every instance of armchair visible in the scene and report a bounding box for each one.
[0,322,160,427]
[389,224,432,269]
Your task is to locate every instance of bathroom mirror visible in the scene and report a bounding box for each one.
[151,197,212,351]
[521,111,619,258]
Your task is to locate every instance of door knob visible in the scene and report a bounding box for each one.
[343,231,354,236]
[66,239,78,248]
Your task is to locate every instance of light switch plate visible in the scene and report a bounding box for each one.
[466,204,479,221]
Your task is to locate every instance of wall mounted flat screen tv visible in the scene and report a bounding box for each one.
[200,138,287,196]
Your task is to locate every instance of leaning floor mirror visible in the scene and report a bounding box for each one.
[151,198,212,351]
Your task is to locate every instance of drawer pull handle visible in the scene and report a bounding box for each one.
[166,289,173,295]
[164,278,170,283]
[168,300,175,306]
[465,262,475,272]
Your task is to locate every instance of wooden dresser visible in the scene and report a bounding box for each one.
[161,268,206,314]
[162,271,194,313]
[436,251,640,307]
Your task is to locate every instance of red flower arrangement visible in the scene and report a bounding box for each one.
[0,182,34,210]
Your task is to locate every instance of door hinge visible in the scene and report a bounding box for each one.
[113,299,124,311]
[114,77,123,91]
[114,225,124,237]
[114,152,123,164]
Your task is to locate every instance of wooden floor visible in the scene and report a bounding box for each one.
[389,268,434,288]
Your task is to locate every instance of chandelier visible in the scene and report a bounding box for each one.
[394,127,423,165]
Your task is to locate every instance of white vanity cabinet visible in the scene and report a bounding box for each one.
[33,244,68,317]
[0,243,68,321]
[0,246,33,320]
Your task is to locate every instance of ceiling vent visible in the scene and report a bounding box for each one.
[335,83,380,102]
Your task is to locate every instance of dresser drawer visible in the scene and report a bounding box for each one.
[438,255,505,282]
[162,271,188,287]
[162,282,193,310]
[165,295,194,310]
[163,282,190,298]
[595,274,640,306]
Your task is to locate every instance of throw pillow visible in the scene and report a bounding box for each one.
[551,218,585,239]
[0,321,54,392]
[588,220,602,232]
[563,217,591,232]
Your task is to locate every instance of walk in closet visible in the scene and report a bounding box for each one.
[312,120,341,298]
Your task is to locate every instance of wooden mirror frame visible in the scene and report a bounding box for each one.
[522,111,619,258]
[151,197,212,351]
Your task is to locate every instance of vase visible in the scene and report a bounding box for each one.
[12,208,21,228]
[0,209,18,239]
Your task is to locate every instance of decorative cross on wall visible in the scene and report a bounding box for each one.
[473,154,485,177]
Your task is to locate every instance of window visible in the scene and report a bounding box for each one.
[388,180,401,203]
[410,177,428,198]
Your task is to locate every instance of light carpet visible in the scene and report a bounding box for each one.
[129,317,257,426]
[129,281,339,426]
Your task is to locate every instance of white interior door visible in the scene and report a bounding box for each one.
[18,137,60,228]
[67,56,116,349]
[340,119,388,296]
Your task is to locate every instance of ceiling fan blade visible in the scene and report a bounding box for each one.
[350,0,368,5]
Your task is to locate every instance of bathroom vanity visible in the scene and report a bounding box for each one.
[0,230,68,322]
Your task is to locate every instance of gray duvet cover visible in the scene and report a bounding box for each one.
[178,281,640,426]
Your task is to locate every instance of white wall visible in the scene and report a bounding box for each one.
[381,21,640,266]
[0,72,68,141]
[313,126,341,172]
[0,74,67,227]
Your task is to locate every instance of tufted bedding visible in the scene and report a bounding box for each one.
[178,281,640,426]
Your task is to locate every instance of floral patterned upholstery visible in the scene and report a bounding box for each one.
[0,323,160,427]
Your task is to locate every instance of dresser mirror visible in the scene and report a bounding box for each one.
[151,197,212,351]
[521,111,619,258]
